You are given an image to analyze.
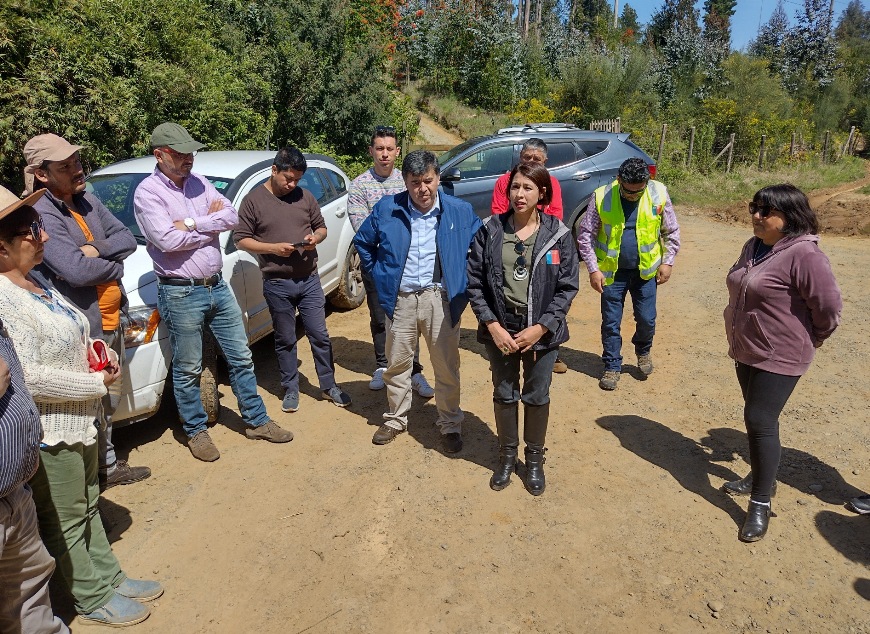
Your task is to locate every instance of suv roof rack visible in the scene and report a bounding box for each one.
[496,123,579,134]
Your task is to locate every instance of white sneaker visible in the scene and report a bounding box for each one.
[412,372,435,398]
[369,368,386,391]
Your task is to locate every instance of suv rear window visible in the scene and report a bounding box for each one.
[544,142,578,168]
[577,140,609,159]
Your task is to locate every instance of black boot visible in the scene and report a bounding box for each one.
[739,500,772,542]
[722,472,777,497]
[523,403,549,496]
[490,402,519,491]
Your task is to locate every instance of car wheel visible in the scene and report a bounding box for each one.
[176,330,221,425]
[328,244,365,309]
[201,330,221,423]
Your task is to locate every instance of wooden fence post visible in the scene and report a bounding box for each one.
[840,126,856,158]
[657,124,667,166]
[823,131,830,163]
[790,132,796,159]
[726,133,735,174]
[686,126,695,168]
[758,134,767,170]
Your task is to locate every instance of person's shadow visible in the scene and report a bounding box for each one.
[405,402,497,470]
[596,415,745,526]
[704,427,865,505]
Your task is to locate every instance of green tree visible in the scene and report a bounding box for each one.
[702,0,737,53]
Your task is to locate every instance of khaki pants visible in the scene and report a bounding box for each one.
[0,484,69,634]
[383,288,462,434]
[29,442,125,614]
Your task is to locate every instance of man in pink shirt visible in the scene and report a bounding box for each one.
[490,138,568,374]
[134,122,293,462]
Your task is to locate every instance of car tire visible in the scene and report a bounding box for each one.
[201,330,221,423]
[328,244,365,309]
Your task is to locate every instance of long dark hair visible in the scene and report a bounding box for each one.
[507,162,552,208]
[753,183,819,237]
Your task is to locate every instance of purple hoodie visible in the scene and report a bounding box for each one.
[724,234,842,376]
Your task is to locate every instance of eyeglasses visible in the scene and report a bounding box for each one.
[12,216,45,241]
[620,183,647,198]
[513,240,529,279]
[161,147,198,159]
[748,202,776,218]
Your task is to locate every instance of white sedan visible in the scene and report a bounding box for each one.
[86,151,365,425]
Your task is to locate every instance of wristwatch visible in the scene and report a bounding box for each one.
[183,217,196,231]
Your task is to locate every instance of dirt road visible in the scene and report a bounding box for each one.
[83,204,870,633]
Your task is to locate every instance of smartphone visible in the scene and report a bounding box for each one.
[292,241,308,247]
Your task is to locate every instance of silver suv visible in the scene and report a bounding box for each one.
[86,151,365,425]
[438,123,656,230]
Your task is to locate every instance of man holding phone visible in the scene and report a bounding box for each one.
[235,146,351,414]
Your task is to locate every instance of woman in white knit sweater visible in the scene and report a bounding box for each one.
[0,187,162,627]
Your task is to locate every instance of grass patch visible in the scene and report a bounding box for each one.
[403,84,517,141]
[857,184,870,195]
[664,157,867,208]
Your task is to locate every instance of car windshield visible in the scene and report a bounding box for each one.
[86,174,234,243]
[438,138,481,166]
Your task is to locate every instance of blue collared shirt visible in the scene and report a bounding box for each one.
[399,195,442,292]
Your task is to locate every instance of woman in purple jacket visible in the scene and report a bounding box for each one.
[723,184,842,542]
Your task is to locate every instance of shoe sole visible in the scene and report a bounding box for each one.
[722,484,778,498]
[599,383,618,391]
[369,383,385,391]
[846,502,870,515]
[490,479,511,491]
[373,434,402,445]
[116,588,165,603]
[79,612,150,627]
[326,399,351,408]
[103,474,151,490]
[281,405,299,413]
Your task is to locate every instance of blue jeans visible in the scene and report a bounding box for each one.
[600,268,657,372]
[157,279,269,437]
[262,275,336,394]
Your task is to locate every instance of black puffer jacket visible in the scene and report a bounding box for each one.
[466,211,579,351]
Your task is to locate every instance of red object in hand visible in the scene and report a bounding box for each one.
[88,340,110,372]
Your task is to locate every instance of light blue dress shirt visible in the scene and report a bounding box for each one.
[399,195,442,292]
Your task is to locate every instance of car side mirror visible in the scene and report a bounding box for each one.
[441,167,461,182]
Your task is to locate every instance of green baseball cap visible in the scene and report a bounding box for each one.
[150,122,205,153]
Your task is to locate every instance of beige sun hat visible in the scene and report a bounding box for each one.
[22,133,84,195]
[0,185,46,222]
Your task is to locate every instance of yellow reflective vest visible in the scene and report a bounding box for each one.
[593,179,667,285]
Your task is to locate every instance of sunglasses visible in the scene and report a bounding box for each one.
[374,125,396,134]
[514,240,528,270]
[621,183,647,197]
[12,216,45,241]
[161,147,198,159]
[748,202,776,218]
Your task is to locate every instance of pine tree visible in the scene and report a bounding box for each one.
[702,0,736,52]
[648,0,700,48]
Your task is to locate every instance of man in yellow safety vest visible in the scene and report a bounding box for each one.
[576,157,681,391]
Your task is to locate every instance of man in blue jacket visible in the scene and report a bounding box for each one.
[354,151,482,453]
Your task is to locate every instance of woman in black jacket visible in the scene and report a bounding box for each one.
[467,162,579,495]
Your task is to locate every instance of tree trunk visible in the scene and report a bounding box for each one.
[523,0,531,39]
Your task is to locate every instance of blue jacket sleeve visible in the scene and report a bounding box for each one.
[353,213,378,276]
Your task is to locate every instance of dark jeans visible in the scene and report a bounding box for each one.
[362,269,423,375]
[601,268,657,372]
[263,275,337,395]
[484,339,558,406]
[735,362,801,503]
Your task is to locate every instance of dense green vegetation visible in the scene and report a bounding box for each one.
[1,0,866,188]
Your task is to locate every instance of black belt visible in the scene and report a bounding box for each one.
[505,305,527,316]
[158,272,222,287]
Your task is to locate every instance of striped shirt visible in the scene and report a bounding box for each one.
[0,319,42,499]
[347,168,405,232]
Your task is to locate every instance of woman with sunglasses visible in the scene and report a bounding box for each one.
[467,163,579,495]
[723,183,841,542]
[0,186,162,626]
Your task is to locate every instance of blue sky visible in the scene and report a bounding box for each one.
[628,1,853,51]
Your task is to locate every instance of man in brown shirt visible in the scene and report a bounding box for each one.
[235,146,351,413]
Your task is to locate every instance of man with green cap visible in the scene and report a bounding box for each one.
[134,122,294,462]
